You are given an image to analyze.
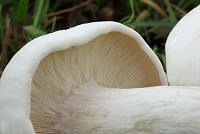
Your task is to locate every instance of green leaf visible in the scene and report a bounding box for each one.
[23,25,46,39]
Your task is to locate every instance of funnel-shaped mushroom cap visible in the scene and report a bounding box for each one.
[166,5,200,86]
[0,22,167,133]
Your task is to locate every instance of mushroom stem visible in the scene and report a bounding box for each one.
[31,84,200,133]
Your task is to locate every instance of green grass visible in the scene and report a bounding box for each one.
[0,0,199,76]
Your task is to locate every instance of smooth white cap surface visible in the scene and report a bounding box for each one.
[166,5,200,86]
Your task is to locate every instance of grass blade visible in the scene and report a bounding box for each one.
[33,0,45,27]
[126,21,176,27]
[122,0,135,24]
[165,0,177,22]
[141,0,167,17]
[15,0,29,22]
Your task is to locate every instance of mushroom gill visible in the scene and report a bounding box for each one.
[31,32,162,133]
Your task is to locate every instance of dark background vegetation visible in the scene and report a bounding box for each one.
[0,0,200,76]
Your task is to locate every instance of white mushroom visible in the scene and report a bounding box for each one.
[166,5,200,86]
[0,21,169,134]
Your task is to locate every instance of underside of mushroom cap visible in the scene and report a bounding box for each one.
[166,5,200,86]
[0,21,167,134]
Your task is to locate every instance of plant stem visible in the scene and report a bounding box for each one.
[0,18,11,75]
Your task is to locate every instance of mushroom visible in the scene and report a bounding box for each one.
[166,5,200,86]
[0,21,169,133]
